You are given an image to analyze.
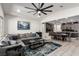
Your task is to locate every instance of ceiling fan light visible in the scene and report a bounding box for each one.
[17,9,21,13]
[38,11,41,14]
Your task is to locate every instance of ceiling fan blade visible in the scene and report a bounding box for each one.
[25,7,36,10]
[43,10,52,12]
[27,11,35,13]
[40,3,44,8]
[41,11,47,15]
[42,5,53,10]
[32,3,38,9]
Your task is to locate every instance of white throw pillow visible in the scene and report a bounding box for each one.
[9,40,17,45]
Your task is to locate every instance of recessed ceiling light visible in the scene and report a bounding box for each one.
[17,9,21,12]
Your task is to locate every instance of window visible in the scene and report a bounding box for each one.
[54,24,62,32]
[0,18,4,37]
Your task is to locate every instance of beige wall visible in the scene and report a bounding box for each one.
[4,15,42,34]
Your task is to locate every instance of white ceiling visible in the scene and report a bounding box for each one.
[2,3,79,20]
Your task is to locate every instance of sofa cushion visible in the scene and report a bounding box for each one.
[25,33,32,37]
[1,41,10,46]
[25,33,29,37]
[24,33,28,38]
[9,40,17,45]
[18,34,26,38]
[27,33,31,37]
[29,33,33,37]
[8,34,19,40]
[9,35,19,40]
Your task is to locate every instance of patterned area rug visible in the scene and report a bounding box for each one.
[24,42,61,56]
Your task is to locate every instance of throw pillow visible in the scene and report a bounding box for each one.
[9,40,17,45]
[32,33,36,37]
[8,34,19,40]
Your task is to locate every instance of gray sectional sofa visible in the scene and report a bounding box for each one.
[0,33,41,56]
[0,33,40,47]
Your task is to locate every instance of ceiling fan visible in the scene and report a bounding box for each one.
[25,3,53,17]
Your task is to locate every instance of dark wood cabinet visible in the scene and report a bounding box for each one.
[46,23,54,33]
[61,21,79,32]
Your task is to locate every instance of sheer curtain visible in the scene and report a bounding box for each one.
[0,17,4,37]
